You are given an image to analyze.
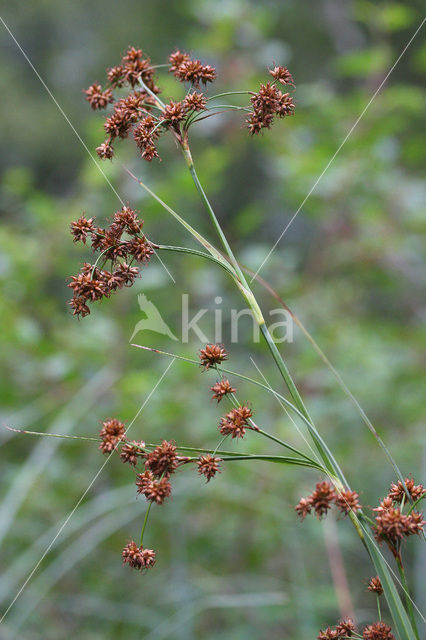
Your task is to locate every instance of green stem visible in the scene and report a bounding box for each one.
[259,323,310,420]
[256,428,320,466]
[140,501,153,546]
[396,557,420,640]
[207,91,251,101]
[181,138,247,285]
[377,595,382,621]
[154,244,237,278]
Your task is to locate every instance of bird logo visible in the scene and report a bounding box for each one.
[129,294,178,342]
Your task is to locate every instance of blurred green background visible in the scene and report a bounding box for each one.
[1,1,425,638]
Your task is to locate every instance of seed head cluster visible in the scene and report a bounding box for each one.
[210,379,236,402]
[373,490,425,556]
[122,541,156,571]
[219,405,255,439]
[317,618,356,639]
[84,45,295,162]
[199,343,228,370]
[197,455,222,482]
[99,418,126,454]
[317,619,396,640]
[368,576,383,596]
[68,206,154,318]
[247,67,295,135]
[295,481,361,520]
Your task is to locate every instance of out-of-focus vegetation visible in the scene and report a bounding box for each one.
[0,1,425,638]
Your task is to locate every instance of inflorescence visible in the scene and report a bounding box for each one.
[96,343,261,573]
[68,206,154,317]
[84,45,295,163]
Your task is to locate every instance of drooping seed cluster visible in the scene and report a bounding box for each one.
[373,478,425,556]
[199,343,229,370]
[246,68,295,135]
[295,481,361,520]
[94,343,268,571]
[317,618,396,640]
[317,618,356,639]
[122,541,156,572]
[368,576,383,595]
[84,45,295,163]
[68,206,154,318]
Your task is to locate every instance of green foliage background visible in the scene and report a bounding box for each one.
[0,1,425,638]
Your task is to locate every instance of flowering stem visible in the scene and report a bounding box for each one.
[140,501,153,546]
[377,595,382,621]
[207,91,251,101]
[154,244,237,278]
[256,428,321,466]
[180,138,247,285]
[396,557,420,640]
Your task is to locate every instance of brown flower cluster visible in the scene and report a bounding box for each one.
[122,541,156,571]
[99,418,126,454]
[169,50,217,86]
[120,440,146,466]
[247,66,295,135]
[368,576,383,596]
[85,46,161,159]
[362,622,395,640]
[218,405,255,439]
[295,481,361,520]
[318,619,395,640]
[135,440,189,506]
[85,46,213,162]
[85,46,295,163]
[199,343,228,370]
[68,206,154,318]
[197,455,222,482]
[373,491,425,555]
[211,379,236,402]
[388,476,424,503]
[317,618,356,639]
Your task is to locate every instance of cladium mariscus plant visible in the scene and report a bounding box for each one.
[15,46,424,640]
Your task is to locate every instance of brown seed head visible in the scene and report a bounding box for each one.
[107,65,125,88]
[122,540,156,571]
[310,481,336,518]
[69,296,90,318]
[99,418,125,454]
[199,343,228,369]
[169,50,190,73]
[388,477,425,503]
[197,455,222,482]
[163,100,186,125]
[335,489,361,515]
[96,141,114,160]
[120,440,145,466]
[145,440,178,477]
[362,621,395,640]
[126,236,154,263]
[218,405,253,439]
[210,379,236,402]
[295,497,312,521]
[336,618,356,636]
[85,83,113,110]
[183,91,207,112]
[70,216,95,243]
[174,58,216,86]
[269,65,294,86]
[136,471,172,504]
[368,576,383,596]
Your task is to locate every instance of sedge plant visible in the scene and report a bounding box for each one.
[15,46,425,640]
